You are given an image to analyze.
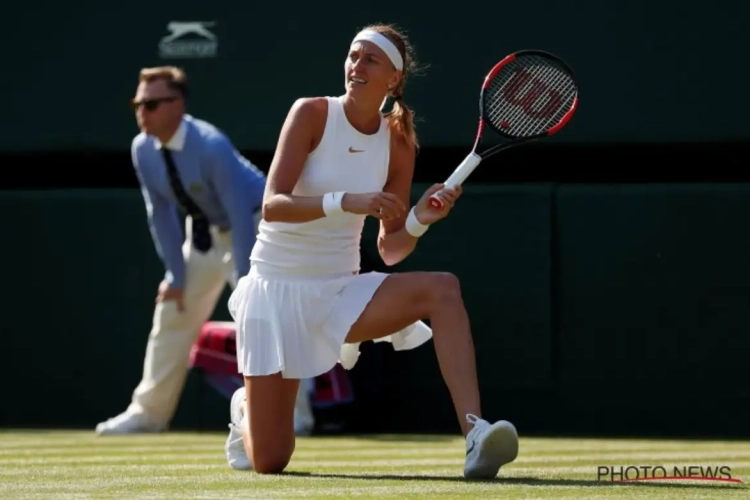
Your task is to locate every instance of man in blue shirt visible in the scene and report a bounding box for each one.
[95,66,315,436]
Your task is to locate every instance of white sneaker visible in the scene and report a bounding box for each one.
[225,388,252,471]
[95,411,164,435]
[294,409,314,436]
[463,414,519,479]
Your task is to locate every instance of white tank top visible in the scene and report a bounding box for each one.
[250,96,391,275]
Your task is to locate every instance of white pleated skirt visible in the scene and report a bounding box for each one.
[227,262,433,379]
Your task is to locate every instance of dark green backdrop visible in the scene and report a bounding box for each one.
[4,0,749,436]
[4,2,748,152]
[2,184,749,437]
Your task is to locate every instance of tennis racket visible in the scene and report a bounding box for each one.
[429,49,579,209]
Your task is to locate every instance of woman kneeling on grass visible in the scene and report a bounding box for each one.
[223,23,519,479]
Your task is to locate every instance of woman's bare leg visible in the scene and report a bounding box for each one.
[240,374,300,473]
[346,271,480,436]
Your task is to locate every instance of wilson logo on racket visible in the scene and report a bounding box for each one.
[502,69,563,120]
[429,49,579,211]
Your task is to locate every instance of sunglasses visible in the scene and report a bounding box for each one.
[130,96,178,112]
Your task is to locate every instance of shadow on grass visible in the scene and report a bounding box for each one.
[280,471,745,489]
[307,433,458,443]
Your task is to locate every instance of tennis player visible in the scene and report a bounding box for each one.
[224,24,519,479]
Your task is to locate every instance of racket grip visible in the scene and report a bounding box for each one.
[428,152,482,210]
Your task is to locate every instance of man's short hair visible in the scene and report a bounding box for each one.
[139,66,188,98]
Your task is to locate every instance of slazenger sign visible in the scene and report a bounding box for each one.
[159,21,218,59]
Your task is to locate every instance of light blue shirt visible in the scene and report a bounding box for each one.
[131,114,266,288]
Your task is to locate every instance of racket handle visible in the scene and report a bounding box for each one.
[428,152,482,210]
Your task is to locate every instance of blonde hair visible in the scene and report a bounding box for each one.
[138,66,188,98]
[362,24,423,149]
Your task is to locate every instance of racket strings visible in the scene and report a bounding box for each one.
[484,55,577,138]
[490,66,570,134]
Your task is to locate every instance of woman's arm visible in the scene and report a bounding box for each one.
[377,137,463,266]
[261,98,329,223]
[377,136,418,266]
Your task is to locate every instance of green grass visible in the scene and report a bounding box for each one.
[1,431,748,499]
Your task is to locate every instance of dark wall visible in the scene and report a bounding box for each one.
[4,1,748,152]
[3,184,749,438]
[0,190,165,426]
[3,0,748,437]
[555,184,750,436]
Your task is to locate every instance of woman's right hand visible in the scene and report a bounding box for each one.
[342,192,406,220]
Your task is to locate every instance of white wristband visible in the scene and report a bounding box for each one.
[322,191,346,216]
[405,207,429,237]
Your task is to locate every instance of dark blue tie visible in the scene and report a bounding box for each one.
[161,147,212,253]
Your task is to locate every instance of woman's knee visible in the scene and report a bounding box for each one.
[245,421,296,474]
[250,445,294,474]
[423,272,463,309]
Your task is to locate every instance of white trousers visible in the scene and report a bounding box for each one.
[127,214,261,426]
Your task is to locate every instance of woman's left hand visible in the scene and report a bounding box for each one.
[413,183,463,225]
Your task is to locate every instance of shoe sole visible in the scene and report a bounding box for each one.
[465,420,519,479]
[95,421,165,436]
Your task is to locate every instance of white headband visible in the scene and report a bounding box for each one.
[351,29,403,70]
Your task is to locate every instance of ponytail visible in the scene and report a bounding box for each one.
[385,97,418,149]
[360,23,423,148]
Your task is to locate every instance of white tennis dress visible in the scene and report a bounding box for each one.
[228,96,433,379]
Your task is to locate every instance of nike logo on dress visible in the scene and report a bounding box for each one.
[348,147,364,153]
